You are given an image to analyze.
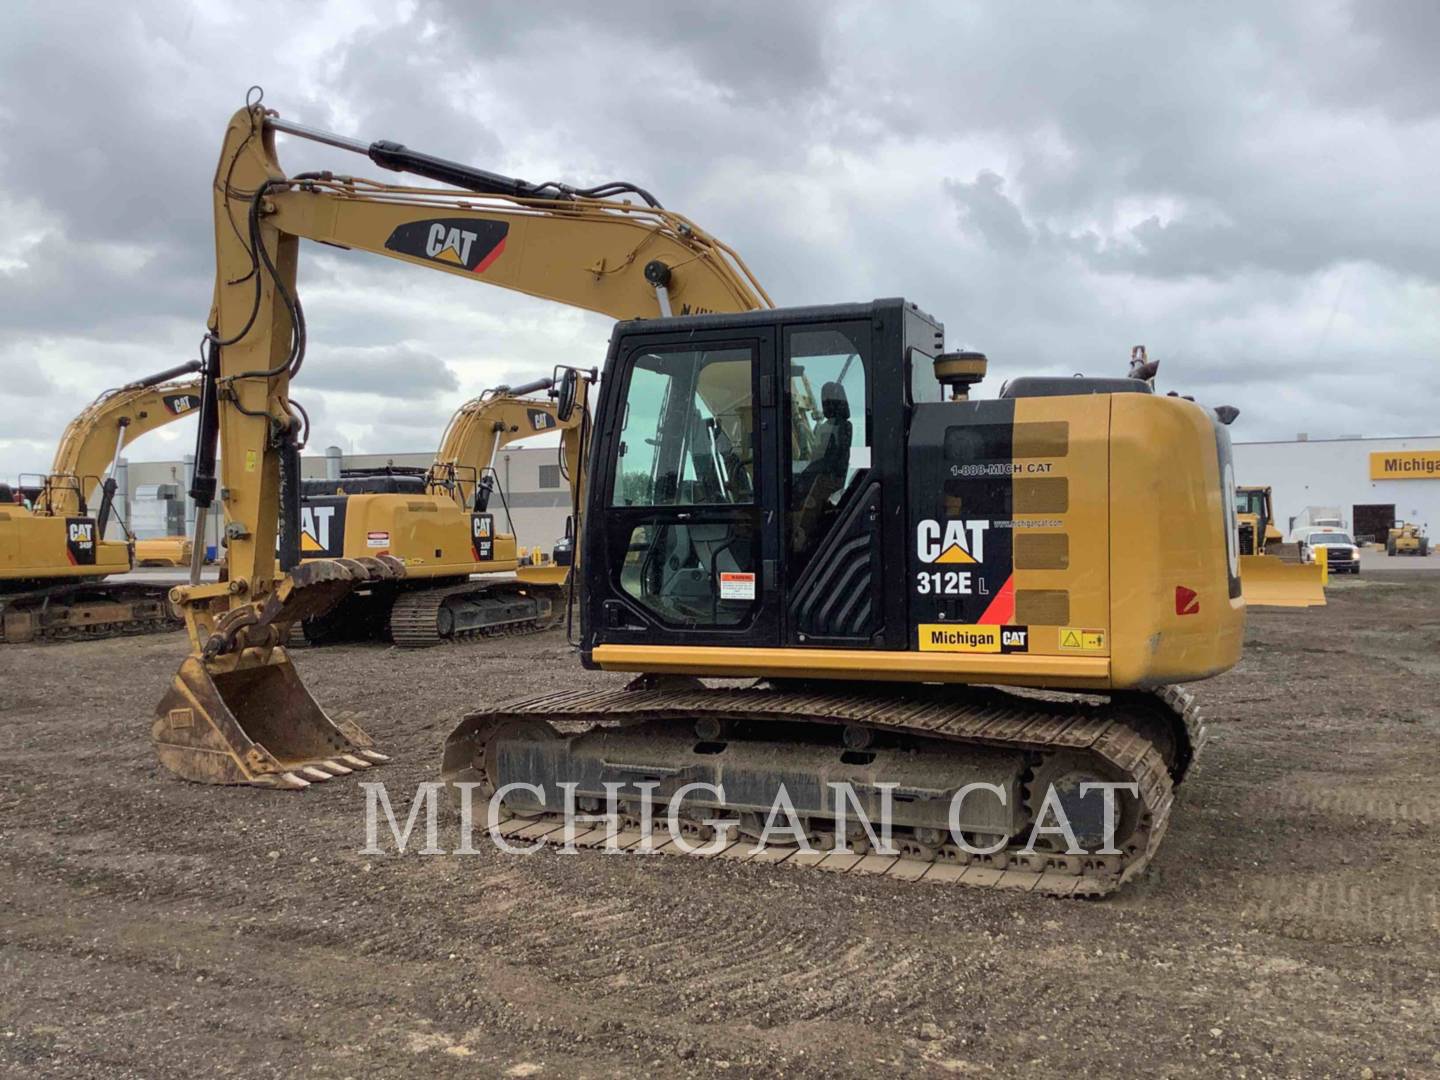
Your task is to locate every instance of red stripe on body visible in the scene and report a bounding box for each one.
[977,575,1014,624]
[473,236,507,274]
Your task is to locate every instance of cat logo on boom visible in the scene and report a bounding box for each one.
[163,393,201,416]
[916,518,989,564]
[383,218,509,274]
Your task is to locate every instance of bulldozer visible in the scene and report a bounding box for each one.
[2,363,203,642]
[1386,520,1430,556]
[296,374,592,646]
[1233,485,1325,607]
[157,97,1243,897]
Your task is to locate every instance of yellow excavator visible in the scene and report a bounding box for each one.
[297,373,593,646]
[154,97,1244,897]
[1234,484,1325,607]
[2,364,203,642]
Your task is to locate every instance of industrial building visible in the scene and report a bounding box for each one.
[1234,434,1440,542]
[109,444,572,554]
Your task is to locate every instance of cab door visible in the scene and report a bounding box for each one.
[780,319,885,647]
[587,329,782,647]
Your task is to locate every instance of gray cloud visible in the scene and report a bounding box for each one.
[3,355,58,397]
[301,344,459,398]
[945,172,1034,255]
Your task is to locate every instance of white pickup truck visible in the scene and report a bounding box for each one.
[1298,529,1361,574]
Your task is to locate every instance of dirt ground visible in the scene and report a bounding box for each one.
[3,574,1439,1079]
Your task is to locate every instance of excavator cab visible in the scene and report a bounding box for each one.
[576,298,1244,671]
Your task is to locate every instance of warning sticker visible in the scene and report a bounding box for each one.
[917,624,1029,654]
[1059,627,1107,652]
[366,531,390,548]
[718,571,756,601]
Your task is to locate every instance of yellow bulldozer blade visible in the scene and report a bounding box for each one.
[152,555,402,788]
[515,563,570,588]
[1239,554,1326,608]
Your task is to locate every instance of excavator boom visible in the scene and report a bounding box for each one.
[41,362,204,520]
[156,100,768,786]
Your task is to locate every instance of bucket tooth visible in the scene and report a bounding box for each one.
[255,771,311,790]
[341,754,374,769]
[299,766,333,782]
[355,555,405,581]
[359,749,390,763]
[315,760,353,776]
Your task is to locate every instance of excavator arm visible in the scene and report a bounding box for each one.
[39,363,203,532]
[154,99,767,789]
[429,372,593,518]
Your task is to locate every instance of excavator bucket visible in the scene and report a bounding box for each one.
[152,556,402,788]
[1240,554,1326,608]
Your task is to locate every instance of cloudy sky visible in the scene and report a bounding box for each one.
[3,0,1439,479]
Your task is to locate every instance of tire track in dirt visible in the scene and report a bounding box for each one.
[1202,779,1440,826]
[1240,876,1440,937]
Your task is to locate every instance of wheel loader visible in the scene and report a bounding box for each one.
[1,362,203,642]
[1386,521,1430,556]
[156,95,1243,898]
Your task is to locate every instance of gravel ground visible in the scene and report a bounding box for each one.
[2,573,1438,1078]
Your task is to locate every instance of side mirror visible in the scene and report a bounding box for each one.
[555,366,579,424]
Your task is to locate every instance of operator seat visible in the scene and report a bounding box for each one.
[791,381,852,556]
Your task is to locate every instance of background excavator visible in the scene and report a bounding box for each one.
[152,94,769,789]
[2,363,202,642]
[1234,484,1326,607]
[155,97,1244,899]
[297,373,593,646]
